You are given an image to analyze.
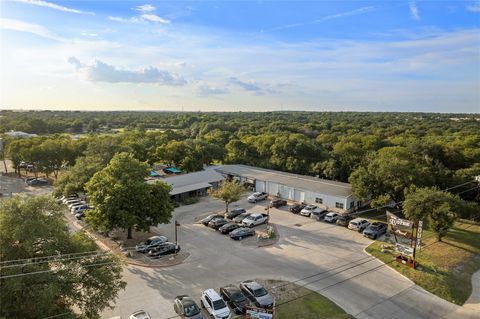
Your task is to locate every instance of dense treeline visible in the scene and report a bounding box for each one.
[1,111,479,217]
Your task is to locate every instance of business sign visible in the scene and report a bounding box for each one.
[246,306,273,319]
[386,211,414,239]
[416,220,424,250]
[395,243,414,257]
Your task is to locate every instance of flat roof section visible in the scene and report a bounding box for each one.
[147,169,225,196]
[215,164,352,198]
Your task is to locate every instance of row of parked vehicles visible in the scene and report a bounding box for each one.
[201,208,270,240]
[173,280,274,319]
[130,279,274,319]
[56,193,93,219]
[289,203,387,239]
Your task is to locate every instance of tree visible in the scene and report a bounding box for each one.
[350,146,433,207]
[210,180,245,212]
[85,152,173,239]
[403,187,460,241]
[0,195,125,319]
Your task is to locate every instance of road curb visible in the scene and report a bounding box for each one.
[362,246,415,285]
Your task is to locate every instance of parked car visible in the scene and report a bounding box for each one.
[269,199,287,208]
[289,203,306,214]
[220,285,249,315]
[200,289,231,319]
[129,310,151,319]
[135,236,168,253]
[239,280,274,309]
[67,201,87,209]
[324,212,340,223]
[201,214,224,226]
[348,218,370,232]
[148,242,180,258]
[225,208,246,220]
[363,222,388,239]
[26,178,48,186]
[208,218,229,230]
[312,210,328,220]
[219,222,240,234]
[233,212,251,224]
[247,192,268,203]
[25,176,36,184]
[336,214,354,227]
[19,161,27,169]
[173,295,204,319]
[71,204,89,214]
[242,213,269,227]
[300,205,321,217]
[75,211,87,220]
[230,227,255,240]
[62,196,79,204]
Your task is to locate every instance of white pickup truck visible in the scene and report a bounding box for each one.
[242,213,269,227]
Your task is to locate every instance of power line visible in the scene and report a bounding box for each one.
[0,249,105,265]
[0,251,112,269]
[0,261,117,279]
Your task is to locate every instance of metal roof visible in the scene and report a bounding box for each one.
[147,169,225,196]
[215,164,352,198]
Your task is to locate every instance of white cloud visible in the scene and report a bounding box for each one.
[197,84,229,96]
[68,57,186,85]
[409,2,420,20]
[317,6,375,21]
[466,1,480,12]
[134,4,156,13]
[140,14,170,24]
[0,18,63,41]
[229,77,262,92]
[12,0,94,15]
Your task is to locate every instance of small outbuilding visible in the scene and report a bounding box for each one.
[148,169,225,201]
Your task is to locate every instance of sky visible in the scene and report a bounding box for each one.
[0,0,479,113]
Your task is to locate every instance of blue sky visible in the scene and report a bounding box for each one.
[0,0,479,112]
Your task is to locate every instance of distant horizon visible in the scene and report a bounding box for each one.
[1,108,479,115]
[1,1,479,113]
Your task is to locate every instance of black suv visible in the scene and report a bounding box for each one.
[220,286,249,314]
[270,199,287,208]
[225,208,246,220]
[289,204,305,214]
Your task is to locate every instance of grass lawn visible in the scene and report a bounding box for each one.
[259,279,354,319]
[366,221,480,305]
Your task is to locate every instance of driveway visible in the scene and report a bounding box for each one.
[102,197,477,319]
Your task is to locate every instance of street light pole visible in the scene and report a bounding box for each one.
[174,219,179,245]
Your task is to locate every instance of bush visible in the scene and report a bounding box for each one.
[181,197,199,205]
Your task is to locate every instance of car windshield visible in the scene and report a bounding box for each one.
[212,299,226,310]
[231,292,246,302]
[184,303,200,316]
[350,222,358,226]
[253,288,268,297]
[144,239,153,245]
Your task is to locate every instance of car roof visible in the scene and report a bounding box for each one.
[243,280,262,289]
[204,288,222,300]
[351,218,367,222]
[326,212,337,216]
[222,285,240,293]
[148,236,165,240]
[249,213,262,217]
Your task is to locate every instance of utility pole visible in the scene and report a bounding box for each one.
[174,220,180,245]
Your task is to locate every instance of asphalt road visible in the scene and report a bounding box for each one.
[102,197,478,319]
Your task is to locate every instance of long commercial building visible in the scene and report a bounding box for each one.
[215,164,360,213]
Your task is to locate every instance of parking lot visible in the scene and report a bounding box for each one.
[101,195,471,319]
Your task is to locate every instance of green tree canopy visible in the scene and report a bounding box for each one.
[85,152,173,239]
[403,187,461,241]
[0,195,125,319]
[210,180,245,212]
[350,146,434,207]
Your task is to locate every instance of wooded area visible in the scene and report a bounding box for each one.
[1,110,479,219]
